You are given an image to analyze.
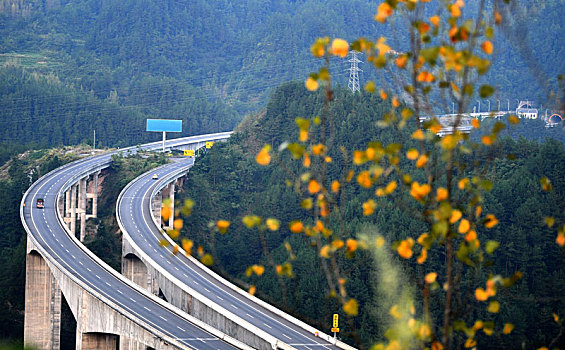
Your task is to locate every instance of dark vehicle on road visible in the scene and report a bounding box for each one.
[36,198,45,209]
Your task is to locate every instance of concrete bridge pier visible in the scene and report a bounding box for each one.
[119,337,147,350]
[78,177,87,241]
[24,242,62,350]
[167,182,175,229]
[76,332,117,350]
[86,171,100,219]
[70,184,77,236]
[122,239,159,296]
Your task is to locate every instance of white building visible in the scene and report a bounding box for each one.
[516,100,538,119]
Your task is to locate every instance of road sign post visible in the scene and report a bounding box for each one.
[332,314,339,339]
[146,119,182,152]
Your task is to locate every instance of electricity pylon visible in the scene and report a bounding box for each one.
[346,50,363,93]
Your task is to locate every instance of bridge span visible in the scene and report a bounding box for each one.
[116,153,355,349]
[21,133,252,350]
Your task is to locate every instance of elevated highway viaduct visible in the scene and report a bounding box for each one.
[21,133,251,350]
[117,144,357,350]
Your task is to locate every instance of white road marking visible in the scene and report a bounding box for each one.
[177,326,186,332]
[282,334,292,340]
[144,306,151,311]
[246,313,254,319]
[159,315,167,321]
[263,323,272,329]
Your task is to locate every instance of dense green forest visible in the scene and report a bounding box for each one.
[1,0,563,157]
[178,82,565,348]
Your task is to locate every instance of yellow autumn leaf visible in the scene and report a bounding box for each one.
[375,2,393,23]
[406,148,419,160]
[503,323,514,334]
[417,248,427,264]
[256,145,271,165]
[173,219,183,230]
[411,129,425,140]
[357,171,372,188]
[450,209,462,223]
[346,238,358,254]
[217,220,230,234]
[475,287,489,301]
[167,229,179,239]
[200,253,214,266]
[430,15,440,27]
[252,265,265,276]
[161,206,172,221]
[331,180,340,193]
[416,154,428,168]
[248,285,256,295]
[305,77,319,91]
[398,238,414,259]
[458,219,470,234]
[289,221,304,233]
[425,272,437,284]
[458,178,470,190]
[410,182,431,201]
[181,239,193,254]
[331,38,349,58]
[482,40,493,55]
[509,115,520,124]
[472,118,480,128]
[266,218,280,231]
[465,230,477,242]
[395,55,407,69]
[385,181,397,194]
[362,199,376,216]
[308,179,321,194]
[487,301,500,313]
[343,299,359,316]
[484,214,499,228]
[299,129,308,142]
[380,89,388,100]
[389,305,402,319]
[464,338,476,348]
[319,245,331,258]
[436,187,448,202]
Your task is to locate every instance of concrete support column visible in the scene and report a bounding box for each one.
[79,178,87,241]
[119,337,147,350]
[70,185,77,235]
[24,250,61,350]
[58,193,64,218]
[92,171,99,218]
[122,254,150,291]
[168,183,175,229]
[153,191,162,226]
[77,332,117,350]
[65,190,71,218]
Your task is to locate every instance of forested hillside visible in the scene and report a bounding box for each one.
[1,0,563,155]
[178,82,565,348]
